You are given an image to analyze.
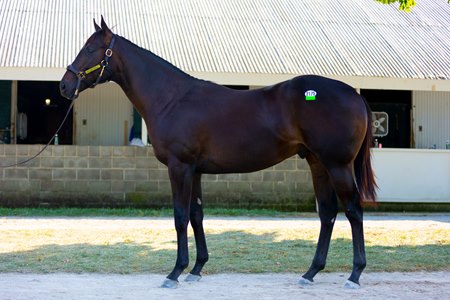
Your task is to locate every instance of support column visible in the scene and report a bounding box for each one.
[10,80,18,144]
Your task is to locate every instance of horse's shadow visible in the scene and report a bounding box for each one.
[0,231,447,273]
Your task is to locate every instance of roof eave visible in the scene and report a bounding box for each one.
[1,67,449,92]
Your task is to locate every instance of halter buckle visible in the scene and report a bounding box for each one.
[105,48,113,57]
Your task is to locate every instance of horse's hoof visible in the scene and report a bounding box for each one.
[343,280,360,289]
[185,273,202,282]
[298,277,314,286]
[160,278,179,289]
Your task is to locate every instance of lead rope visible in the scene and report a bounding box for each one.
[0,100,75,168]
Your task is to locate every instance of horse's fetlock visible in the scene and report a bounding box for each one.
[355,259,366,271]
[198,254,209,264]
[313,260,326,272]
[178,259,189,270]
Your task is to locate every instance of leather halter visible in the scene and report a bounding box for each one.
[66,35,116,100]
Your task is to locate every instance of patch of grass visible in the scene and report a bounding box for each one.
[0,218,448,274]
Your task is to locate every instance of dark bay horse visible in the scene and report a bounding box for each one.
[60,18,376,289]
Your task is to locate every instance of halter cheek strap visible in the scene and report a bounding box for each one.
[66,35,116,100]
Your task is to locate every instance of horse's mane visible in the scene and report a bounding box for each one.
[117,34,193,79]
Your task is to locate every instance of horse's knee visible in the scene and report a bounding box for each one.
[174,216,189,232]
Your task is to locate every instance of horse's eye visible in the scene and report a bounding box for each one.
[86,46,95,53]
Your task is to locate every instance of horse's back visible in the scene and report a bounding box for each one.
[156,75,369,173]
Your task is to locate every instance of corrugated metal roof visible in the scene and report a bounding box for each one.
[0,0,449,80]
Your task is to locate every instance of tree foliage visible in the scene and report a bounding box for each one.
[375,0,416,12]
[375,0,450,12]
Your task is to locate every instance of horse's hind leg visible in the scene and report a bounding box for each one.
[185,173,209,282]
[300,156,338,284]
[328,165,366,288]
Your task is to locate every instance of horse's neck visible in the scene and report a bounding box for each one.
[113,37,194,123]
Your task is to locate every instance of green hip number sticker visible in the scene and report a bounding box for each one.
[305,90,317,101]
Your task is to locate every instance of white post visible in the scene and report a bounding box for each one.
[141,118,148,145]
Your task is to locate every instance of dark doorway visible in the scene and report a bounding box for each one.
[361,89,411,148]
[17,81,73,144]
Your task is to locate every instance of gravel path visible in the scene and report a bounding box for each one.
[1,271,449,300]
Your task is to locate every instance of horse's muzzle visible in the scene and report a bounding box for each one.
[59,75,78,101]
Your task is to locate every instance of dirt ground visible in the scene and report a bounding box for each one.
[1,215,449,299]
[1,271,449,300]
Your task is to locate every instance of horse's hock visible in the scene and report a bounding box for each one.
[0,144,315,210]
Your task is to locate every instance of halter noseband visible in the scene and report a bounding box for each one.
[66,35,116,100]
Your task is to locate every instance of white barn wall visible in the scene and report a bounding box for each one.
[413,91,450,149]
[372,148,450,203]
[74,83,133,145]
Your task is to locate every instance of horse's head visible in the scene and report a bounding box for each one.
[60,17,116,100]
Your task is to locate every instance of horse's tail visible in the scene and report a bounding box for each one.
[354,97,377,203]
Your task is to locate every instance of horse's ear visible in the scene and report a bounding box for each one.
[94,19,101,32]
[100,15,112,36]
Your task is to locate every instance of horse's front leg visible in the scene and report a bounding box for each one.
[185,173,209,282]
[161,161,194,289]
